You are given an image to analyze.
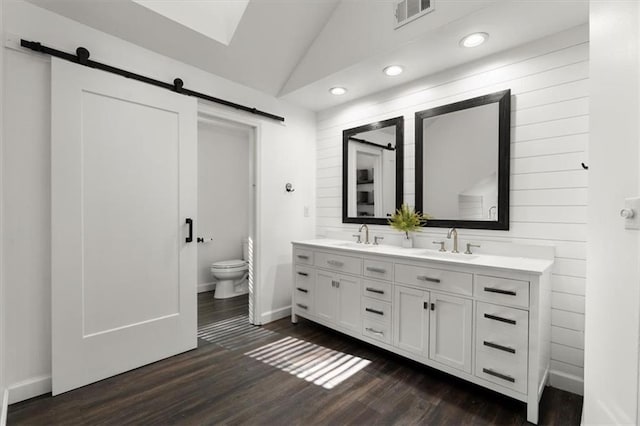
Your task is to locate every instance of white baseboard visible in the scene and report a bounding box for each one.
[198,282,216,293]
[7,375,51,404]
[259,305,291,325]
[549,369,583,396]
[1,388,8,426]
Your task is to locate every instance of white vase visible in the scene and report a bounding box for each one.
[401,236,413,248]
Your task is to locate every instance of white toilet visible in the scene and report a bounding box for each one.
[211,239,249,299]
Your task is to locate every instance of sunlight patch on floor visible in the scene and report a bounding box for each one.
[244,336,371,389]
[198,314,277,350]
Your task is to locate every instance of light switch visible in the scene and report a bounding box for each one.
[304,206,310,217]
[622,197,640,230]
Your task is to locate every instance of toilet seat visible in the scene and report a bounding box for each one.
[211,259,247,270]
[210,240,250,299]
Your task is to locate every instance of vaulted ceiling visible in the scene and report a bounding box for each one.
[26,0,589,111]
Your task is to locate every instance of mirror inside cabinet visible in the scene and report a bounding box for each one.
[343,116,404,225]
[415,89,511,230]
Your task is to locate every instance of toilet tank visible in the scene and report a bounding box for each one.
[242,238,249,261]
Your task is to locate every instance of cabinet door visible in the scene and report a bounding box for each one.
[315,270,337,323]
[393,285,429,356]
[429,292,473,373]
[337,274,362,332]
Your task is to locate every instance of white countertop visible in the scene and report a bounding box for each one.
[292,239,553,275]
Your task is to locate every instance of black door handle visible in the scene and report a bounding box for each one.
[185,218,193,243]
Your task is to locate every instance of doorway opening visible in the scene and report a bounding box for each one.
[196,114,258,346]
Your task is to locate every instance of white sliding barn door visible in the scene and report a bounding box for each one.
[51,58,198,395]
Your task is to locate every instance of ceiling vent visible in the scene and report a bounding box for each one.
[394,0,434,29]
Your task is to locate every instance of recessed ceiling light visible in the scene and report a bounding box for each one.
[383,65,404,76]
[460,32,489,48]
[329,87,347,96]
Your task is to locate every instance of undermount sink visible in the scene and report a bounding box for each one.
[331,241,377,249]
[420,250,478,261]
[325,241,479,261]
[377,245,427,255]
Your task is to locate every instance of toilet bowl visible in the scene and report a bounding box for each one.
[211,239,249,299]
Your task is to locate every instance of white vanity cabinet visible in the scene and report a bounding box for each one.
[291,241,552,424]
[315,270,362,332]
[392,285,473,372]
[393,285,429,355]
[394,262,474,373]
[429,292,473,373]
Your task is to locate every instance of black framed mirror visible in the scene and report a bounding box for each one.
[415,89,511,230]
[342,116,404,225]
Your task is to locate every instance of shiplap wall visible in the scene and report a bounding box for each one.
[315,25,588,394]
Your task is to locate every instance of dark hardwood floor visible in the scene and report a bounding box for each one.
[197,290,248,325]
[8,291,582,425]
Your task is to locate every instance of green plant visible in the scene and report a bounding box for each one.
[388,204,431,239]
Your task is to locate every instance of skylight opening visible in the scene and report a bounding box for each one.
[132,0,250,46]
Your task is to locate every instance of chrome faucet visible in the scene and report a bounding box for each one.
[447,227,459,253]
[359,224,370,244]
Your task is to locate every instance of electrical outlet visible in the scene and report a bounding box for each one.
[622,197,640,230]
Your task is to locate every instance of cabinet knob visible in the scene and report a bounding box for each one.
[621,208,635,219]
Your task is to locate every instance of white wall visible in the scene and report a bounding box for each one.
[1,0,316,404]
[0,0,6,419]
[197,120,250,291]
[583,1,640,424]
[316,25,588,394]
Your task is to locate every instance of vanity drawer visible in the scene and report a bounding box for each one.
[294,248,314,265]
[293,297,313,315]
[476,302,529,341]
[476,348,528,394]
[475,275,530,308]
[362,279,392,302]
[476,302,528,394]
[363,258,393,282]
[294,266,314,291]
[362,296,392,325]
[362,318,392,345]
[395,263,473,296]
[315,251,362,275]
[294,285,313,303]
